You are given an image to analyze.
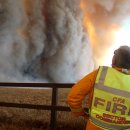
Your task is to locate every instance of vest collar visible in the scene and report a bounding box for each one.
[112,66,130,75]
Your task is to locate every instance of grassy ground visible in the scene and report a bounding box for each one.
[0,88,87,130]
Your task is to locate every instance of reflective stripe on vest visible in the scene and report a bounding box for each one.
[90,66,130,130]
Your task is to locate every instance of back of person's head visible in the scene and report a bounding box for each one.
[114,46,130,69]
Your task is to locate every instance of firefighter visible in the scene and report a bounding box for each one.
[67,45,130,130]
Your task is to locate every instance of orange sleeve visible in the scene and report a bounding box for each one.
[67,69,98,116]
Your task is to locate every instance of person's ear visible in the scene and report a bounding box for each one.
[112,55,116,66]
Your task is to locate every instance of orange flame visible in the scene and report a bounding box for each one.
[80,0,121,66]
[80,1,97,49]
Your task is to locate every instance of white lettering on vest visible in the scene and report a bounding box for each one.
[94,97,130,115]
[113,97,125,104]
[94,97,105,107]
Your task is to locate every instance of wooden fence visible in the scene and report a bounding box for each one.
[0,82,75,130]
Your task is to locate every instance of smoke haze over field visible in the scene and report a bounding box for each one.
[0,0,130,83]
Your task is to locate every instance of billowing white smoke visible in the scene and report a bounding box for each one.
[0,0,94,83]
[81,0,130,66]
[0,0,28,81]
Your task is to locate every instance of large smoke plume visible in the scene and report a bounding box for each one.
[0,0,94,83]
[1,0,130,83]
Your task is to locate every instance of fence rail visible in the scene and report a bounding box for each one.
[0,82,74,130]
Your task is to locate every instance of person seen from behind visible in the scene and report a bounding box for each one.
[67,45,130,130]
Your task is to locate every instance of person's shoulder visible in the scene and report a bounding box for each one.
[82,69,98,81]
[87,69,98,77]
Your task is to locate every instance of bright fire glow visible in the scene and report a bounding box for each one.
[104,20,130,66]
[80,1,130,67]
[80,2,97,49]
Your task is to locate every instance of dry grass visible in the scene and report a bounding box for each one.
[0,88,87,130]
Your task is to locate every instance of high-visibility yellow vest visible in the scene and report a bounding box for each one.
[90,66,130,130]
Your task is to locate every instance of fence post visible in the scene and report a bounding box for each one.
[50,87,58,130]
[0,83,74,130]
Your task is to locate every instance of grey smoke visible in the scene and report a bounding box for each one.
[0,0,94,83]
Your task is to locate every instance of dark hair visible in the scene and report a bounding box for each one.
[114,46,130,69]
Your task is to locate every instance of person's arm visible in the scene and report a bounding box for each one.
[67,70,98,118]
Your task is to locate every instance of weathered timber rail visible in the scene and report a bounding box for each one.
[0,83,75,130]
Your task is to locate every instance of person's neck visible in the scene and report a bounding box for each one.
[112,66,130,74]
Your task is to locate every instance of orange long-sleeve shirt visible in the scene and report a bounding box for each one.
[67,69,103,130]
